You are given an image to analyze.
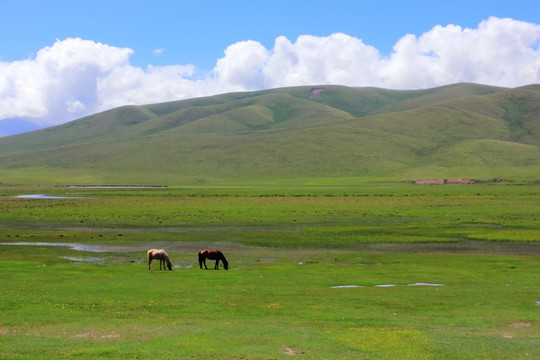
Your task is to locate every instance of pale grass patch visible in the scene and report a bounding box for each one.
[510,322,531,328]
[283,346,296,355]
[330,327,430,358]
[72,329,120,339]
[0,327,20,335]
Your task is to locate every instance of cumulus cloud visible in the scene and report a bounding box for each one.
[214,40,268,91]
[380,17,540,88]
[96,63,206,110]
[258,17,540,89]
[0,38,133,126]
[0,17,539,130]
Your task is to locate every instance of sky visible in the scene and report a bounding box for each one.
[1,0,539,136]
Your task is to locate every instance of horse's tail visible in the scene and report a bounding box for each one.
[147,249,153,270]
[164,253,172,270]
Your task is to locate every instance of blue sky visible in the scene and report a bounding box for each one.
[1,0,539,135]
[3,0,538,69]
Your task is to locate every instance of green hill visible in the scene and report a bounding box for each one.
[0,83,539,185]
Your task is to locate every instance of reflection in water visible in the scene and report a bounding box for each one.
[60,256,105,263]
[0,242,111,252]
[0,241,203,253]
[331,283,444,288]
[1,240,539,255]
[16,194,81,199]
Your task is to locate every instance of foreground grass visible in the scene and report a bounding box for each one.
[0,246,539,359]
[1,183,539,358]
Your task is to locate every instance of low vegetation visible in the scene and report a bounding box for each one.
[1,183,539,358]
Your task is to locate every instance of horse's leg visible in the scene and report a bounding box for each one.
[148,257,152,270]
[160,258,164,270]
[214,259,219,270]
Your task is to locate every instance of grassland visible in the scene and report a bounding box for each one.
[1,182,539,359]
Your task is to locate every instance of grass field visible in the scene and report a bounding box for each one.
[1,182,539,359]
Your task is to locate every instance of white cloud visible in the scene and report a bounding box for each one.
[260,17,540,90]
[152,48,165,56]
[96,63,206,110]
[0,17,539,130]
[0,38,133,126]
[263,33,383,87]
[214,40,268,90]
[380,17,540,88]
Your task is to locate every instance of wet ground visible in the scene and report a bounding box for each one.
[1,239,539,255]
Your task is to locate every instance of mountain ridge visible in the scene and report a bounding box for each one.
[0,83,538,185]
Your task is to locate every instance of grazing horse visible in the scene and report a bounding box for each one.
[198,249,228,270]
[147,249,172,270]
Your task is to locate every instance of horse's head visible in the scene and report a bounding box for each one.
[166,260,172,271]
[222,259,229,270]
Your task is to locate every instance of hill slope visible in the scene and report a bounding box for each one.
[0,83,539,185]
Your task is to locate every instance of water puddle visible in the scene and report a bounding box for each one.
[0,241,231,253]
[0,242,112,252]
[173,264,193,269]
[376,283,444,287]
[407,282,444,287]
[15,194,82,199]
[60,256,104,264]
[331,283,443,288]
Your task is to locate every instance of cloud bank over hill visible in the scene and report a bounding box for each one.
[1,17,539,131]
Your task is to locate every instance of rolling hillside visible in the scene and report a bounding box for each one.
[0,83,539,185]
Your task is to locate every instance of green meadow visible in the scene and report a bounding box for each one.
[1,183,539,359]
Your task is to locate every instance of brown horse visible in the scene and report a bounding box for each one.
[147,249,172,270]
[198,249,228,270]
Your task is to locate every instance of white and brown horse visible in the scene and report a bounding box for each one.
[147,249,172,270]
[198,249,228,270]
